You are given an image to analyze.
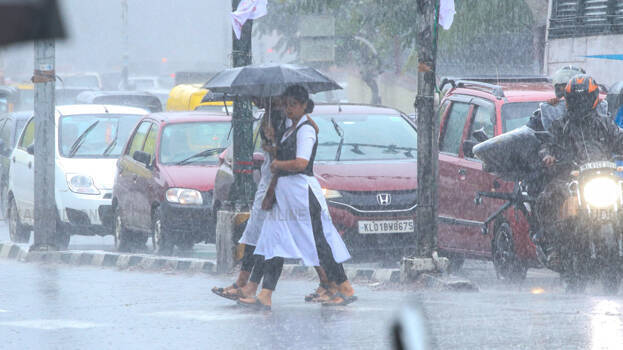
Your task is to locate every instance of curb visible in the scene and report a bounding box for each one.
[0,242,401,283]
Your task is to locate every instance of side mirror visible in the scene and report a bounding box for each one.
[132,150,152,167]
[26,144,35,155]
[472,128,489,143]
[252,152,265,170]
[463,140,477,158]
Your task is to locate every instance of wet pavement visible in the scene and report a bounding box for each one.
[2,222,623,349]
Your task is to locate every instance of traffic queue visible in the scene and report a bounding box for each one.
[2,64,623,290]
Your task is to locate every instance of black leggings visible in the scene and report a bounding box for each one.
[260,257,283,291]
[309,188,348,285]
[240,244,256,273]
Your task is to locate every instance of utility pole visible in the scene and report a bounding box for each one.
[31,39,57,251]
[229,0,255,209]
[121,0,129,89]
[414,0,440,258]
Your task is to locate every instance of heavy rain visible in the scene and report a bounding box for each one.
[0,0,623,349]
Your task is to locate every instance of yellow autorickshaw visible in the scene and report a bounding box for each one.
[166,84,232,112]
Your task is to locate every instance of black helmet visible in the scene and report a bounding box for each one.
[564,74,600,119]
[552,65,586,98]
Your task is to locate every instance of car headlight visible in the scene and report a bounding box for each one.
[322,188,342,199]
[583,177,620,208]
[66,174,100,195]
[166,188,203,205]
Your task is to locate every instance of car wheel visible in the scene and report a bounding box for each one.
[113,207,133,252]
[152,208,173,255]
[492,221,527,282]
[8,197,30,243]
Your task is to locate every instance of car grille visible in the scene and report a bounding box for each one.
[329,189,417,212]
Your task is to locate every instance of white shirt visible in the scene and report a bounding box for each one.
[281,115,316,161]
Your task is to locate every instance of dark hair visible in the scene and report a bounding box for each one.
[283,85,314,114]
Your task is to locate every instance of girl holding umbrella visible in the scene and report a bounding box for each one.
[237,85,357,310]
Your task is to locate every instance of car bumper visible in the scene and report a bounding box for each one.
[327,204,418,255]
[56,189,113,235]
[160,202,216,243]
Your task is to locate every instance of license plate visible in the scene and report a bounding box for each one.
[358,220,414,234]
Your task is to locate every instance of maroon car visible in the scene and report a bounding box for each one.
[112,112,231,253]
[214,104,418,257]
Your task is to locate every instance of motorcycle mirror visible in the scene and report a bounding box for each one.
[472,128,489,143]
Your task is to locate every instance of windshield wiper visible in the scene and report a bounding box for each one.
[68,120,100,158]
[330,118,345,161]
[102,119,121,156]
[175,147,226,165]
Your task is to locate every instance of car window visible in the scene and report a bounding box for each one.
[0,119,12,154]
[127,121,152,157]
[19,119,35,149]
[312,114,417,162]
[502,101,542,132]
[439,102,470,155]
[468,102,496,141]
[159,122,231,165]
[14,118,28,147]
[0,97,8,113]
[143,124,158,160]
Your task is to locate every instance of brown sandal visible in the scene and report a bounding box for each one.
[304,283,330,302]
[212,283,244,301]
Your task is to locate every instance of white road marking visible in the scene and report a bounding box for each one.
[0,319,105,330]
[147,310,261,322]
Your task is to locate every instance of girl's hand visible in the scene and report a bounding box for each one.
[270,160,280,173]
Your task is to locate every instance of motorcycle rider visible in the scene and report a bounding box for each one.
[527,65,609,132]
[536,75,623,267]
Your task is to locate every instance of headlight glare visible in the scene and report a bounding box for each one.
[583,177,620,208]
[166,188,203,205]
[322,188,342,199]
[66,174,100,195]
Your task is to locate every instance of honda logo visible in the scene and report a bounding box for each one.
[377,193,391,206]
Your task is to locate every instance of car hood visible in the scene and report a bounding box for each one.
[57,157,117,190]
[314,160,417,191]
[160,164,219,192]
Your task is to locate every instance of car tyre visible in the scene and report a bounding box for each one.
[492,221,527,282]
[113,206,133,252]
[8,197,30,243]
[152,207,173,255]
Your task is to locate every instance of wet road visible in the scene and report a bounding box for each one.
[2,223,623,349]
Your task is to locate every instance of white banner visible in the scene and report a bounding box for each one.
[439,0,456,30]
[231,0,268,39]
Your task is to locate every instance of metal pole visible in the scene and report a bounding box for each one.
[121,0,129,89]
[229,0,255,209]
[31,39,57,251]
[414,0,440,258]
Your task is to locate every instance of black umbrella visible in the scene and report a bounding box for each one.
[0,0,65,47]
[203,63,342,97]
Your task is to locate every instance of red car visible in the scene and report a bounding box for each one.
[112,112,231,254]
[437,78,556,279]
[214,104,419,258]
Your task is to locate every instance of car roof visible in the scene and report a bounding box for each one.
[447,82,555,103]
[312,103,404,115]
[146,111,232,124]
[55,104,149,116]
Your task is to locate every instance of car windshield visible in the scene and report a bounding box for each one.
[59,114,143,158]
[159,122,231,165]
[313,114,417,161]
[501,101,542,132]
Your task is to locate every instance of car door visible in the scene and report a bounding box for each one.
[12,118,35,225]
[134,122,158,231]
[116,121,151,230]
[449,98,499,255]
[437,97,475,253]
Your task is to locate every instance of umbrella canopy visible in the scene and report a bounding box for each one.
[0,0,65,47]
[203,63,341,97]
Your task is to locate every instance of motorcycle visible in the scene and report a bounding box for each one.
[473,129,623,293]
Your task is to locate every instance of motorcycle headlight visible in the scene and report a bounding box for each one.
[322,188,342,199]
[66,174,100,195]
[583,177,620,208]
[166,188,203,205]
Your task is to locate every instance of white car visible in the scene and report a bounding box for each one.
[7,104,148,248]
